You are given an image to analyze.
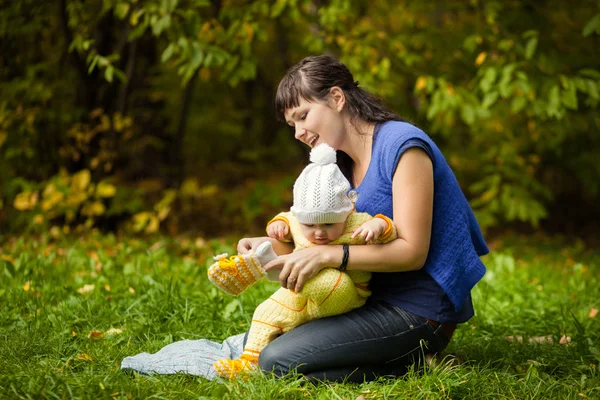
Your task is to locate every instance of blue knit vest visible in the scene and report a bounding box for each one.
[354,121,488,311]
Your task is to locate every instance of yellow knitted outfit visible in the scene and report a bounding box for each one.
[213,211,396,378]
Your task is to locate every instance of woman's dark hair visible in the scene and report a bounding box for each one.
[275,55,403,183]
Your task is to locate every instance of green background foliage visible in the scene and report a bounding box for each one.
[1,0,599,237]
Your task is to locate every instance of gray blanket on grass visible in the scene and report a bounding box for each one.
[120,333,245,379]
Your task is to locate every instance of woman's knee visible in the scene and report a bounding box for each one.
[258,341,289,376]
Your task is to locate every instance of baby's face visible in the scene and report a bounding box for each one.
[299,222,345,245]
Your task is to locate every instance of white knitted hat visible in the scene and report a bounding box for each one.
[290,144,354,224]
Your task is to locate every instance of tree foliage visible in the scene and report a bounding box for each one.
[1,0,599,236]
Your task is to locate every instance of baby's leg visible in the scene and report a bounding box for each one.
[301,268,367,319]
[214,287,310,378]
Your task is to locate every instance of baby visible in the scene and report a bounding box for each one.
[208,144,397,378]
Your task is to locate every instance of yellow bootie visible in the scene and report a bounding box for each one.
[208,253,265,296]
[213,353,258,379]
[208,242,277,296]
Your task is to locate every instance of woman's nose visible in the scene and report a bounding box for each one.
[294,125,305,140]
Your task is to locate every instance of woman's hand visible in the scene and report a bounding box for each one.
[263,246,342,292]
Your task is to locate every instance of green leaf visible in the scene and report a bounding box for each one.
[161,43,176,63]
[114,3,130,20]
[524,36,538,60]
[271,0,287,18]
[460,105,476,125]
[511,96,527,113]
[547,85,561,116]
[2,260,15,279]
[480,67,497,92]
[482,91,499,109]
[152,15,171,36]
[579,68,600,79]
[562,84,578,109]
[105,66,114,83]
[582,14,600,37]
[587,80,599,100]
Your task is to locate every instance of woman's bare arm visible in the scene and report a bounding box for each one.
[264,147,434,292]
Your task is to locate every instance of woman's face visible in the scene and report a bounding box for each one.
[299,222,345,245]
[284,96,345,150]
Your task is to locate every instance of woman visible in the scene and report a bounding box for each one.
[237,55,488,382]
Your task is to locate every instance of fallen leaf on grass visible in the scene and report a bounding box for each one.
[106,328,123,335]
[88,330,105,339]
[77,353,93,361]
[505,335,572,345]
[77,284,95,294]
[1,254,15,263]
[589,308,598,318]
[559,336,572,345]
[22,281,32,291]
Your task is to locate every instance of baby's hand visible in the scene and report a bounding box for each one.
[267,221,291,241]
[351,218,388,243]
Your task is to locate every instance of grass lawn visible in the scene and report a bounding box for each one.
[0,233,599,399]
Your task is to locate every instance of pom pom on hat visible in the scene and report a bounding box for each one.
[309,143,337,165]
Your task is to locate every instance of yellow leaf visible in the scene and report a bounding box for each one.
[88,330,105,339]
[145,215,160,233]
[590,308,599,318]
[106,328,123,335]
[180,178,200,196]
[77,353,93,361]
[23,281,32,291]
[49,226,61,238]
[77,284,95,294]
[90,108,104,118]
[33,214,44,224]
[82,201,106,216]
[242,22,254,42]
[157,206,171,221]
[199,184,218,197]
[99,115,111,131]
[43,182,57,197]
[1,254,15,263]
[71,169,91,192]
[132,211,152,232]
[42,190,64,211]
[113,113,124,132]
[66,191,88,207]
[475,52,487,66]
[128,287,135,294]
[14,191,39,211]
[96,181,116,198]
[415,76,427,91]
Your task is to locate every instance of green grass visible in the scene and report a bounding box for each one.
[0,233,598,399]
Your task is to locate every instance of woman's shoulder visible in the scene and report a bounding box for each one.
[377,120,429,142]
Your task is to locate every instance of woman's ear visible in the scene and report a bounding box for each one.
[329,86,346,112]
